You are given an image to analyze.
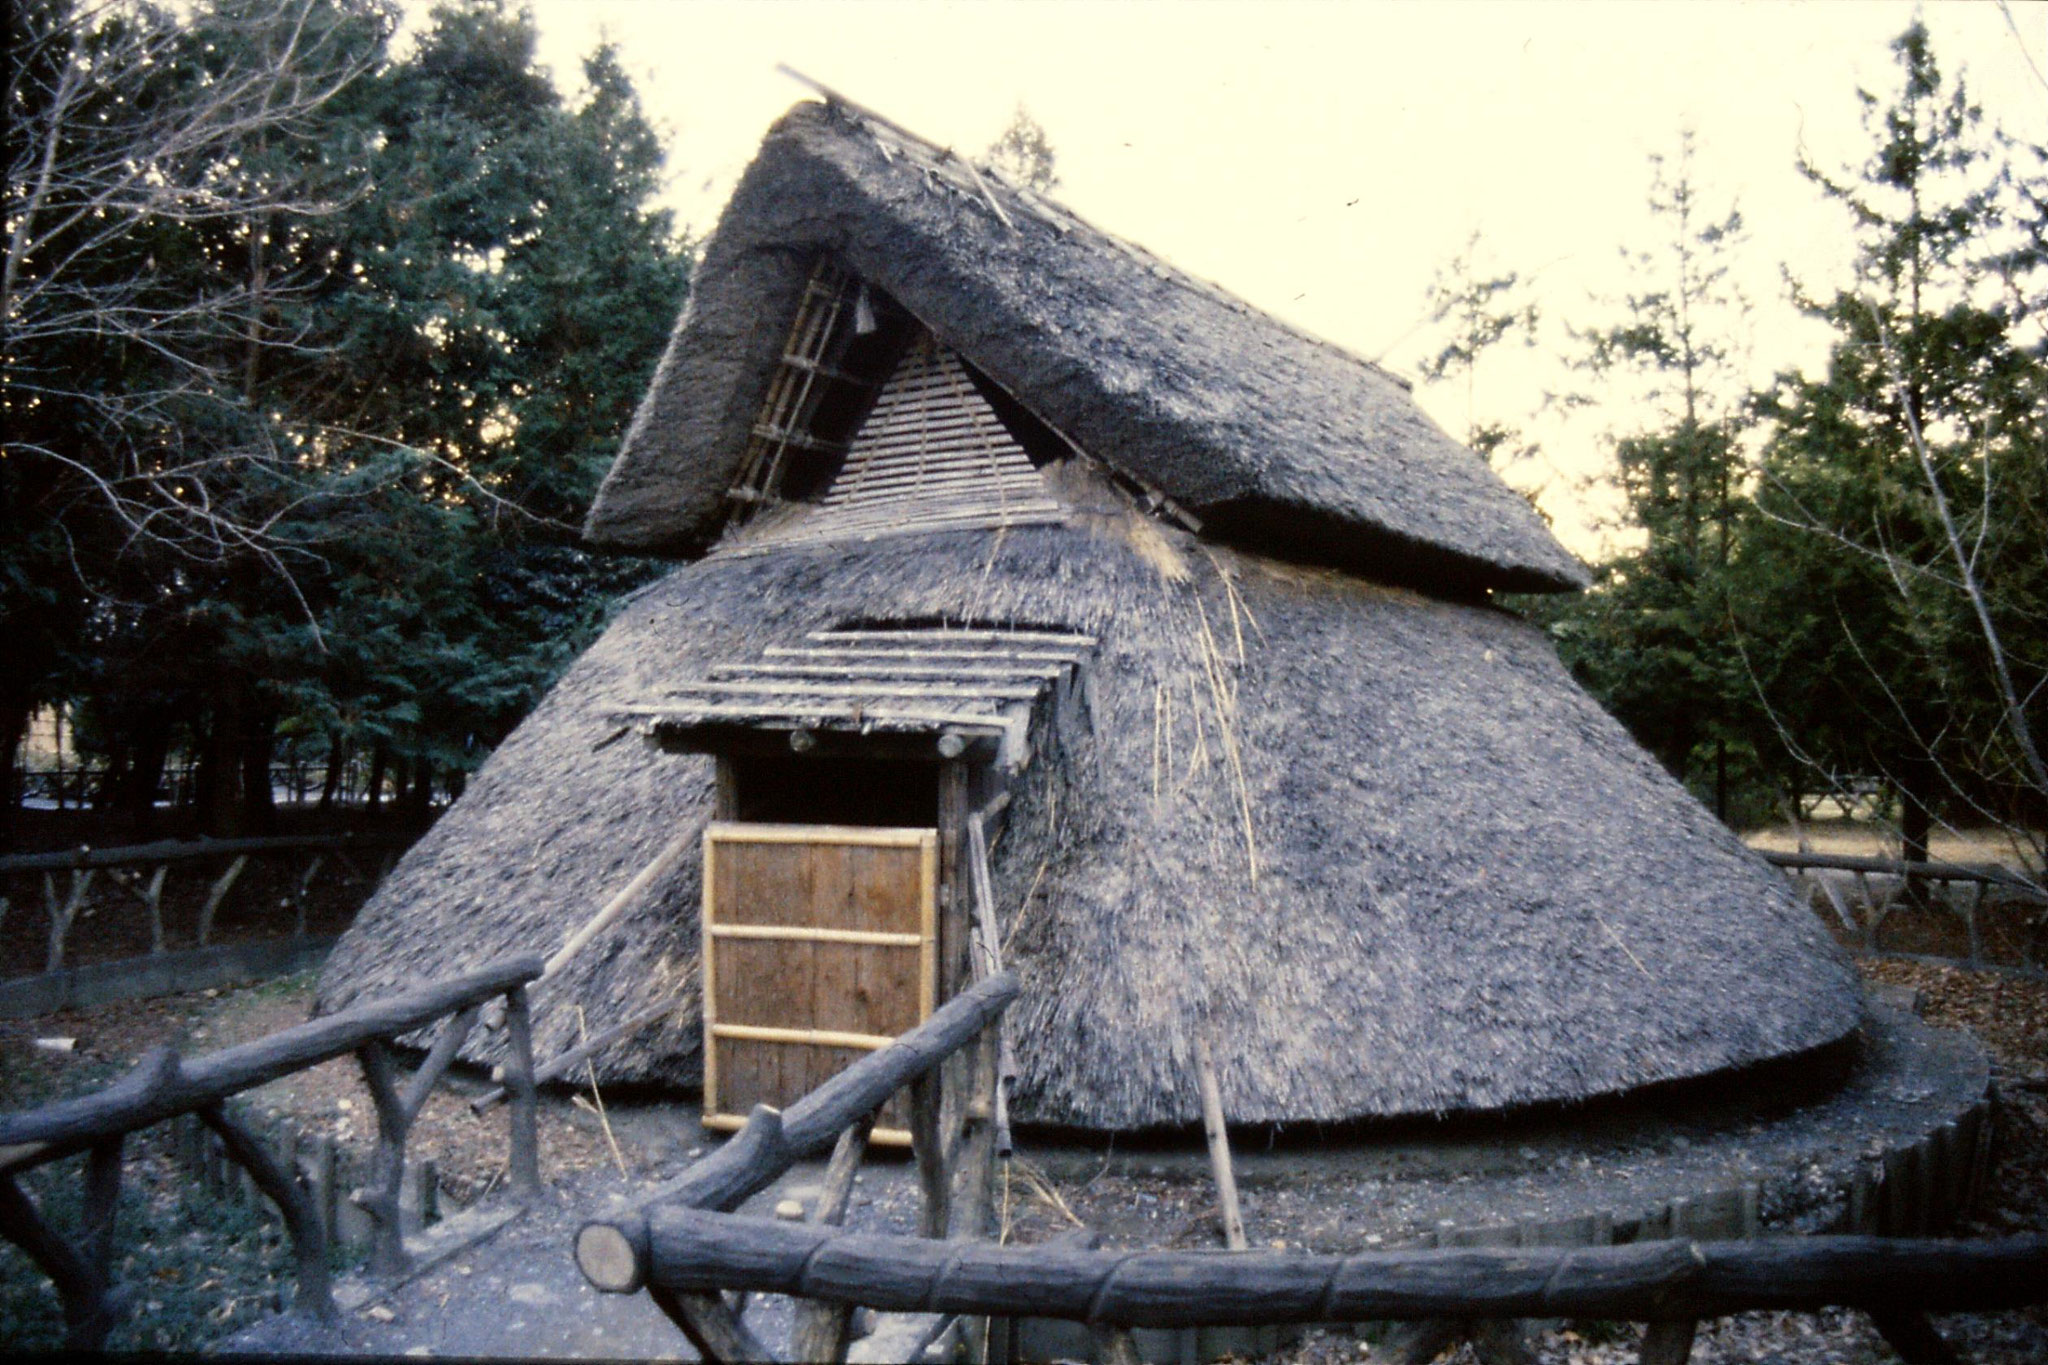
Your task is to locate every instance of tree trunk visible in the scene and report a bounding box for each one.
[0,687,31,837]
[1897,754,1937,869]
[194,690,245,837]
[1714,741,1729,823]
[365,742,389,817]
[318,732,347,811]
[117,711,174,836]
[240,702,278,834]
[401,758,433,820]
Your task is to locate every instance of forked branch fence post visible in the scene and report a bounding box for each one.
[0,832,413,970]
[0,953,543,1349]
[1762,849,2047,965]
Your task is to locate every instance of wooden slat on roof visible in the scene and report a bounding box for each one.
[624,626,1096,770]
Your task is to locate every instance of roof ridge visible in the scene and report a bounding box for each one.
[776,84,1413,394]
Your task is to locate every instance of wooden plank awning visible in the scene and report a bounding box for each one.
[619,627,1096,769]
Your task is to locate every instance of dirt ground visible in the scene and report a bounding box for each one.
[1743,820,2042,871]
[3,958,2046,1362]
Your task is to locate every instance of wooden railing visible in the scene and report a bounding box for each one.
[629,1214,2046,1362]
[0,953,543,1349]
[0,832,414,970]
[1762,849,2047,966]
[580,961,2047,1365]
[576,969,1022,1363]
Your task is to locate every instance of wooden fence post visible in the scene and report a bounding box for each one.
[503,986,541,1199]
[290,856,324,939]
[143,866,167,954]
[43,868,95,971]
[0,1171,123,1350]
[197,856,249,947]
[353,1039,412,1275]
[1638,1320,1697,1365]
[790,1112,876,1364]
[908,1072,949,1240]
[81,1136,125,1273]
[200,1102,336,1321]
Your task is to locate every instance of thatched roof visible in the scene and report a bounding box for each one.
[583,100,1587,596]
[319,517,1859,1128]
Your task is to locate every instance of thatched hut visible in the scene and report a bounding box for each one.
[318,98,1860,1134]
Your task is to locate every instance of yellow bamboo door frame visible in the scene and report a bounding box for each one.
[701,821,938,1146]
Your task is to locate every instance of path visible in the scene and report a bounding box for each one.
[217,1107,927,1360]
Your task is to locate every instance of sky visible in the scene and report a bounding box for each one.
[457,0,2045,557]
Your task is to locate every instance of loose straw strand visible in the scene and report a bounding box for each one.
[576,1005,630,1177]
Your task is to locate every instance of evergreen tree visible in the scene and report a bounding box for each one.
[1415,230,1541,469]
[1740,21,2046,866]
[982,104,1058,193]
[9,0,690,835]
[1542,135,1763,819]
[281,0,688,817]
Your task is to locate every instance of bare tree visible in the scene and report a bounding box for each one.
[4,0,386,581]
[1737,20,2045,890]
[1878,320,2044,883]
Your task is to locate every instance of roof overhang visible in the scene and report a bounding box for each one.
[617,627,1097,771]
[584,100,1589,595]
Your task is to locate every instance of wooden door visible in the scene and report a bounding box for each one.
[701,821,937,1144]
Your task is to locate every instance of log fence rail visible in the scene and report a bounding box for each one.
[576,969,1023,1363]
[0,831,411,972]
[1762,849,2047,968]
[0,953,543,1349]
[578,956,2047,1365]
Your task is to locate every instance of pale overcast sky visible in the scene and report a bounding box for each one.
[443,1,2046,556]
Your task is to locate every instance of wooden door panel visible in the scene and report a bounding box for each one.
[809,940,922,1037]
[702,822,936,1145]
[712,836,925,934]
[714,1037,911,1132]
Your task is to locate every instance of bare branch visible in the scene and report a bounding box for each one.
[1871,310,2048,799]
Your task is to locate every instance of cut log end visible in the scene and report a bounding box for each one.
[576,1221,647,1294]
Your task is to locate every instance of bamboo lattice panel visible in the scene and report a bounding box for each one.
[725,334,1066,552]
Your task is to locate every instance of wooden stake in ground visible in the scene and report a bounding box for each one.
[1192,1027,1246,1251]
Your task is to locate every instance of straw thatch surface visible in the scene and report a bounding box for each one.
[584,101,1587,596]
[319,517,1858,1127]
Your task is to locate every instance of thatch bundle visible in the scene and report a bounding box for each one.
[319,516,1859,1127]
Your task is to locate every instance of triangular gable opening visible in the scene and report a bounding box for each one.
[718,261,1067,554]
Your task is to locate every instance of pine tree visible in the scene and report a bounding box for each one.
[1741,21,2046,867]
[1543,134,1761,819]
[1415,231,1542,470]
